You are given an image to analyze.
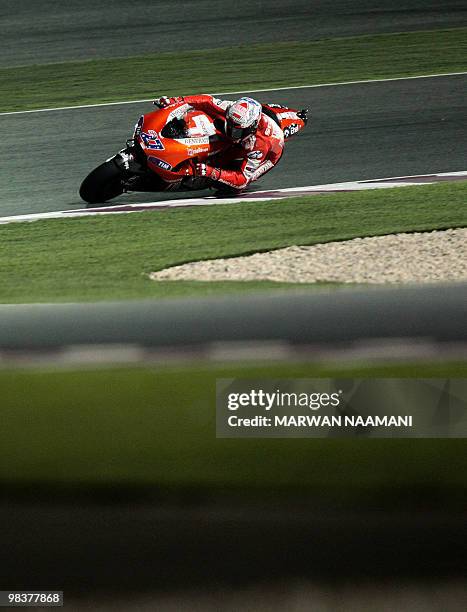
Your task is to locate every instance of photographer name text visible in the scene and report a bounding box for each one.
[227,414,412,428]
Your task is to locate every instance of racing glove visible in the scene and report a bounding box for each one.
[153,96,185,108]
[194,162,221,181]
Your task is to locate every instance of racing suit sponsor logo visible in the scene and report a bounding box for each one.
[244,155,262,178]
[166,103,192,122]
[141,131,164,150]
[251,160,274,179]
[244,165,258,178]
[148,156,172,171]
[243,134,256,150]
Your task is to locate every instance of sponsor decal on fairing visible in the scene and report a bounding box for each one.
[276,111,298,120]
[187,147,210,156]
[141,130,165,150]
[148,156,172,171]
[283,123,300,138]
[175,137,210,146]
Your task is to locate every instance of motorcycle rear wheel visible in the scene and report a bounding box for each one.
[79,160,125,204]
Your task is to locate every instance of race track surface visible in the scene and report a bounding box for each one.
[1,1,466,67]
[1,74,466,216]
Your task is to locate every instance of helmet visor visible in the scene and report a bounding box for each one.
[226,122,255,142]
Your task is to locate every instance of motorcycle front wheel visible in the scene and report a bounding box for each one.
[79,160,125,204]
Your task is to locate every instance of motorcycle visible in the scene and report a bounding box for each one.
[79,100,308,204]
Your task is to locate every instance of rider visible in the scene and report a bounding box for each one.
[154,94,285,192]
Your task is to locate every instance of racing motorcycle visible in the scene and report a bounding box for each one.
[79,100,308,204]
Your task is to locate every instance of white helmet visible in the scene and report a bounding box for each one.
[225,97,262,142]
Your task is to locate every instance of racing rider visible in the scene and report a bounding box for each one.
[154,94,285,192]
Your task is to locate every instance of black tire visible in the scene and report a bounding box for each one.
[79,160,125,204]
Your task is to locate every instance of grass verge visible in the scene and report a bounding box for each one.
[1,28,466,112]
[1,360,466,493]
[0,181,466,303]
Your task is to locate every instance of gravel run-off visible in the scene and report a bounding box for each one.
[150,229,467,284]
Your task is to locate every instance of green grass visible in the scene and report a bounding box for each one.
[2,28,466,112]
[0,181,466,303]
[1,360,466,494]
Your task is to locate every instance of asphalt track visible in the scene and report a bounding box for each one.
[1,74,466,216]
[1,1,466,67]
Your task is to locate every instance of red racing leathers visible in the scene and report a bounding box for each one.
[182,94,285,190]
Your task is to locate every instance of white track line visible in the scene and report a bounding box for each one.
[1,71,466,117]
[0,171,465,226]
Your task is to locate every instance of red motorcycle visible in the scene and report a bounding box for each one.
[79,100,308,204]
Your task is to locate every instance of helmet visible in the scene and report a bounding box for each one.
[225,97,262,142]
